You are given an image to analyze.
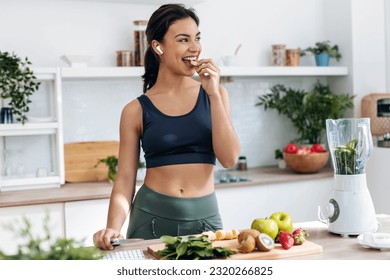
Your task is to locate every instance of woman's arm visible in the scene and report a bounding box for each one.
[93,99,142,250]
[208,85,241,168]
[195,59,241,168]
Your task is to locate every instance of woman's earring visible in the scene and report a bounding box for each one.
[156,46,163,54]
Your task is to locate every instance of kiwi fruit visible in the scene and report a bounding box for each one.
[255,233,275,252]
[237,234,256,253]
[237,229,260,243]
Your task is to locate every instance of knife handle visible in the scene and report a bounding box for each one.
[110,237,120,247]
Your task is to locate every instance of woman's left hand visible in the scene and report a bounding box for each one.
[194,59,221,96]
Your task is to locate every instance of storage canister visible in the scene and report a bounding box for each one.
[116,50,133,67]
[271,44,286,66]
[133,20,148,66]
[286,49,300,66]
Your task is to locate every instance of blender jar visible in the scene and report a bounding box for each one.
[326,118,373,175]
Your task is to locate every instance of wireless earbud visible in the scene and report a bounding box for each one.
[156,46,163,54]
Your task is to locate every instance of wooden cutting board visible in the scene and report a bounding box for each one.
[64,141,119,183]
[147,239,322,260]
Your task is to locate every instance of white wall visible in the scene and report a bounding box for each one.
[1,0,388,168]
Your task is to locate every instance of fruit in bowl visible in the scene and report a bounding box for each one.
[283,143,329,173]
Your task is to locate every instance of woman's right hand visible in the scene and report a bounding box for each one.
[93,228,124,250]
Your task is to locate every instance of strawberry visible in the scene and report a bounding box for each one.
[284,144,298,154]
[292,228,309,245]
[277,231,294,250]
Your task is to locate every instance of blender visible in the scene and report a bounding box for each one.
[319,118,378,237]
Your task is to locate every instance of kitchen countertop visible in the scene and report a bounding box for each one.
[0,166,333,208]
[108,215,390,260]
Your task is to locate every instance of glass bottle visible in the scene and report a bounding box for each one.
[237,156,248,171]
[133,20,148,66]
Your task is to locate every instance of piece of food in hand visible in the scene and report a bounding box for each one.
[255,233,275,252]
[237,234,256,253]
[277,230,294,250]
[237,229,260,243]
[190,60,199,66]
[201,231,217,241]
[292,228,309,245]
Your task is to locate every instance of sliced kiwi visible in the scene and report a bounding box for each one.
[255,233,275,252]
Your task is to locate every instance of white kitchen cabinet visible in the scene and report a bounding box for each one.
[0,203,64,255]
[64,199,129,247]
[216,178,333,230]
[0,68,65,191]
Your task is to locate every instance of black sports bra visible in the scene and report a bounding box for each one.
[137,86,216,168]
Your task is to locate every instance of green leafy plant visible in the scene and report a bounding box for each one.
[0,51,41,124]
[0,213,104,260]
[334,139,363,175]
[275,149,284,160]
[95,155,118,182]
[256,81,354,144]
[95,155,145,182]
[301,40,342,61]
[156,235,236,260]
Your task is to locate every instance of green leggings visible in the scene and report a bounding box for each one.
[126,184,223,239]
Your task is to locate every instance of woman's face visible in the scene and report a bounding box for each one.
[159,17,202,76]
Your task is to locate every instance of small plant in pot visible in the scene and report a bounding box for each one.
[301,41,342,66]
[256,81,355,145]
[95,156,146,183]
[274,148,286,169]
[0,51,41,124]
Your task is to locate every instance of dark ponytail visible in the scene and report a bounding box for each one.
[141,4,199,93]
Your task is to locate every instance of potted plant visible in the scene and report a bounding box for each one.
[301,41,342,66]
[0,51,41,124]
[95,156,146,183]
[256,81,354,145]
[95,155,118,183]
[274,148,286,169]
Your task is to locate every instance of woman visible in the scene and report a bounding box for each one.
[93,3,240,250]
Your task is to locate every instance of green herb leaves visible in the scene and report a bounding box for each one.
[156,235,236,260]
[334,139,362,174]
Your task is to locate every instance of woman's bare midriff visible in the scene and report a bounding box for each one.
[143,163,215,198]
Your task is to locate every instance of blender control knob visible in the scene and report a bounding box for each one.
[327,199,340,223]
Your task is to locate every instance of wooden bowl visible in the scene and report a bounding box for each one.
[283,151,329,174]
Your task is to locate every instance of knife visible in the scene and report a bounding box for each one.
[110,237,144,247]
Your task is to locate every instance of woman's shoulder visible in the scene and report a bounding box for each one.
[121,97,143,118]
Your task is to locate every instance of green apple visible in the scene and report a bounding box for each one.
[269,211,293,233]
[251,218,279,240]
